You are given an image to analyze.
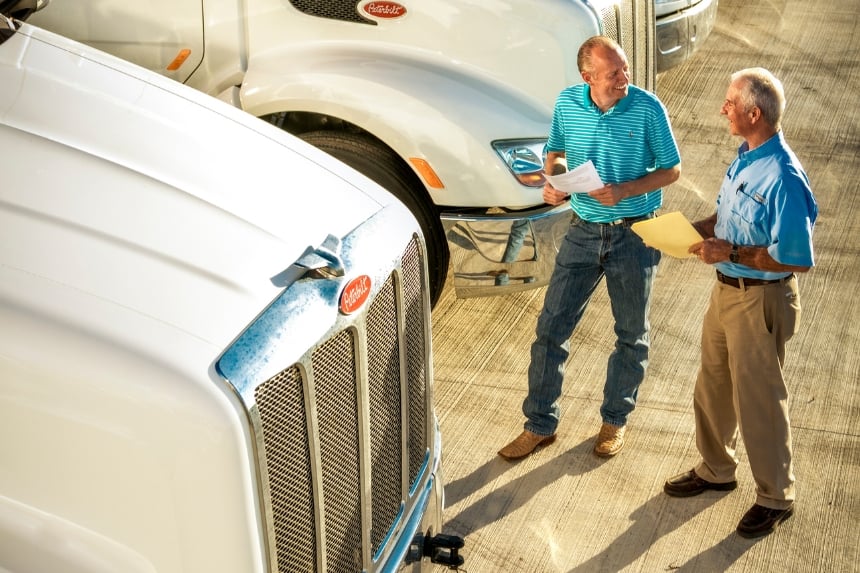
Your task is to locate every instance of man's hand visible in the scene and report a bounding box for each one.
[690,238,812,273]
[588,183,626,206]
[543,183,570,206]
[688,237,731,264]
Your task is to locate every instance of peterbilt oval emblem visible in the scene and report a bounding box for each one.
[340,275,372,315]
[361,1,407,19]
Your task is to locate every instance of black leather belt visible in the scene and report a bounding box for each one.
[716,270,793,288]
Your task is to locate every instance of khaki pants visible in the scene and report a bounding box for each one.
[693,276,800,510]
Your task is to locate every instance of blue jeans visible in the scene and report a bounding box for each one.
[523,213,661,435]
[501,218,533,263]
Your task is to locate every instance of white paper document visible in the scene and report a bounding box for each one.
[543,160,604,194]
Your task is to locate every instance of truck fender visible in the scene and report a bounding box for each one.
[238,45,553,210]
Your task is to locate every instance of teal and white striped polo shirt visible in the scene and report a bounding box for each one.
[546,84,681,223]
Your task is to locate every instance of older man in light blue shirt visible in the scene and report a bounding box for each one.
[664,68,818,541]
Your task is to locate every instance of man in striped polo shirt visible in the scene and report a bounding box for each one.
[499,36,681,460]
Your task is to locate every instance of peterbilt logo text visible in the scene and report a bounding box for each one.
[361,1,407,19]
[340,275,372,315]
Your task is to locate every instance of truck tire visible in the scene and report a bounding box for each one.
[300,131,448,307]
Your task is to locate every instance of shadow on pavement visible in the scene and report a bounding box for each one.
[566,495,754,572]
[445,438,607,537]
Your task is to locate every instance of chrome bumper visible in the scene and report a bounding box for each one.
[656,0,719,73]
[440,204,571,298]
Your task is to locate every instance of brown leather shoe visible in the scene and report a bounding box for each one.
[593,423,625,457]
[663,469,738,497]
[736,503,794,538]
[498,430,556,460]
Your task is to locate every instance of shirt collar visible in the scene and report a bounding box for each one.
[737,130,784,161]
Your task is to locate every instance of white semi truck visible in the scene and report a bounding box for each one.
[0,3,461,571]
[31,0,717,304]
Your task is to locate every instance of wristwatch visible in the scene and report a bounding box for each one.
[729,244,740,263]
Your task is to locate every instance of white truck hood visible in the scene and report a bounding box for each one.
[0,21,397,364]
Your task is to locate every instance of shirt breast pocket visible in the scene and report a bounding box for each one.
[732,192,769,241]
[732,194,767,226]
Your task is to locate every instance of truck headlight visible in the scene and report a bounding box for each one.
[491,139,547,188]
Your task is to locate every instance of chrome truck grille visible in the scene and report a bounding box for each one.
[287,0,373,25]
[216,234,432,572]
[600,0,656,92]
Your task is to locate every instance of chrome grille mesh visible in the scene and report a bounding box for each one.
[251,235,429,572]
[287,0,373,25]
[600,5,620,43]
[366,276,404,553]
[312,330,364,573]
[401,239,428,484]
[255,366,317,571]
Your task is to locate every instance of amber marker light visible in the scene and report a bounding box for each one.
[408,157,445,189]
[166,49,192,71]
[517,171,548,186]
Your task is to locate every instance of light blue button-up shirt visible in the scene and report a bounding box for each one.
[714,131,818,280]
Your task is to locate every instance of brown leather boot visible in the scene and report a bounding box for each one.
[498,430,557,460]
[593,423,626,457]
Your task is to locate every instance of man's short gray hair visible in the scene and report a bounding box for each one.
[731,68,786,129]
